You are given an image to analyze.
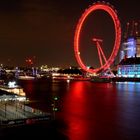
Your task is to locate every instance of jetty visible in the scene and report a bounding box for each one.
[0,81,51,127]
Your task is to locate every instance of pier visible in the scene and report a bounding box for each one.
[0,83,51,127]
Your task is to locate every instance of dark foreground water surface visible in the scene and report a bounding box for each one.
[1,79,140,140]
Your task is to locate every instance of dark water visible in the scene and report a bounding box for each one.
[1,79,140,140]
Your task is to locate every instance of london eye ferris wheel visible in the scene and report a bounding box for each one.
[74,1,121,74]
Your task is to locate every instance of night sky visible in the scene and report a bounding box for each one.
[0,0,139,68]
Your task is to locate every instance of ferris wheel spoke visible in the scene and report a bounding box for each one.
[96,43,103,66]
[97,42,107,63]
[92,38,106,67]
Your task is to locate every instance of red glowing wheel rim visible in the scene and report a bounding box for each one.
[74,2,121,73]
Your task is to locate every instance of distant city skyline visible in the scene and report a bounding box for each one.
[0,0,139,67]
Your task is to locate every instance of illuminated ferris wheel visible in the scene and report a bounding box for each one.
[74,2,121,74]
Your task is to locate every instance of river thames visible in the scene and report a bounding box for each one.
[1,79,140,140]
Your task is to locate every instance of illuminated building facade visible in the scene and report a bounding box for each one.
[120,37,139,61]
[118,38,140,78]
[118,20,140,78]
[117,57,140,78]
[136,37,140,57]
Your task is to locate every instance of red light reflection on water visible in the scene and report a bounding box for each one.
[60,82,120,140]
[24,80,34,94]
[62,81,94,140]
